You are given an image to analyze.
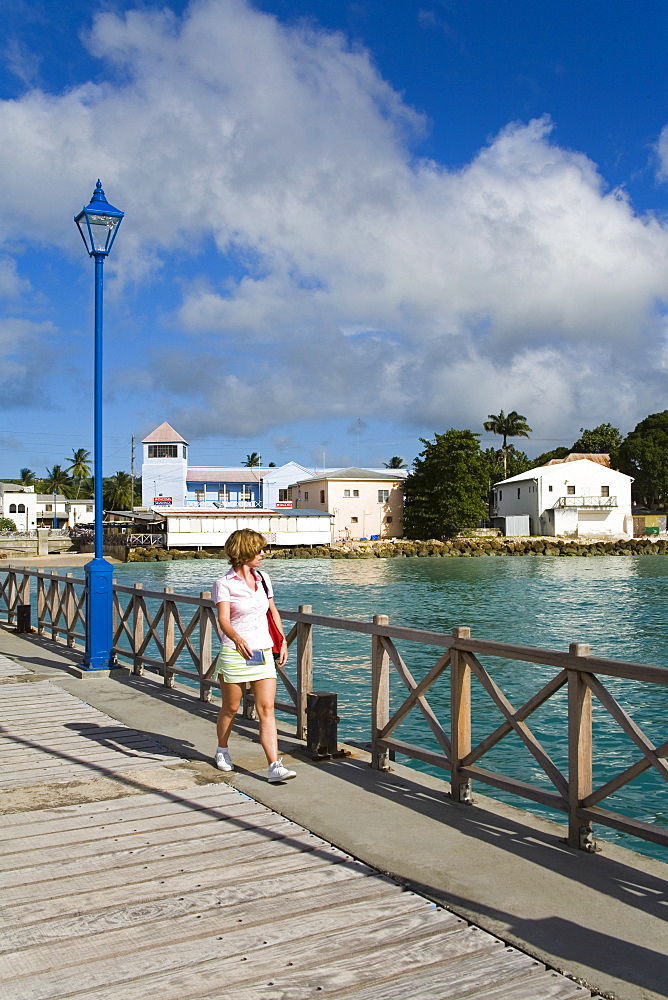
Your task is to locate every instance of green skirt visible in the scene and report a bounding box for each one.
[213,647,276,684]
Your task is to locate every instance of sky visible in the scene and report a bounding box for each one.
[3,0,668,477]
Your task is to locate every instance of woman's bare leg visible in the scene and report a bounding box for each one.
[251,677,278,763]
[217,682,243,747]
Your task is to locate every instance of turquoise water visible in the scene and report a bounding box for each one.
[108,556,668,860]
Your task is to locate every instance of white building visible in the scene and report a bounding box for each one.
[163,509,332,549]
[291,468,405,539]
[492,456,633,538]
[139,421,407,545]
[0,484,95,530]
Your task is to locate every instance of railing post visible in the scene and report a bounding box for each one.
[296,604,313,740]
[450,626,472,803]
[199,591,213,703]
[6,569,17,625]
[164,587,176,688]
[132,583,144,676]
[371,614,390,770]
[37,574,46,635]
[65,574,76,648]
[568,642,598,852]
[50,571,59,642]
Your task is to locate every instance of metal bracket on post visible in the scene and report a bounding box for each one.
[16,605,32,633]
[306,692,348,760]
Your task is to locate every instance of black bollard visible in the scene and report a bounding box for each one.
[306,691,347,760]
[16,605,32,633]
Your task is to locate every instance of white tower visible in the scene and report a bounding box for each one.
[141,422,188,509]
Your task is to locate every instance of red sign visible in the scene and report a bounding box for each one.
[275,501,293,508]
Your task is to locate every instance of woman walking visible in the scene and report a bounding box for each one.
[212,529,296,783]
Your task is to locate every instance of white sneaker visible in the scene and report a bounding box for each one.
[215,747,233,771]
[267,758,296,783]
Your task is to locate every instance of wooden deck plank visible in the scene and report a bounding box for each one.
[0,862,381,952]
[0,664,602,1000]
[0,814,294,872]
[7,905,492,1000]
[1,817,309,887]
[4,828,326,904]
[0,797,274,851]
[2,850,356,926]
[0,684,186,791]
[0,783,246,831]
[4,888,440,985]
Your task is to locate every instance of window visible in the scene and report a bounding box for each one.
[385,515,393,523]
[9,504,16,513]
[182,445,187,459]
[17,504,25,513]
[148,444,178,458]
[499,490,502,500]
[45,504,52,511]
[517,488,521,499]
[378,489,389,503]
[240,489,252,503]
[218,490,230,503]
[278,489,289,501]
[567,485,576,495]
[601,486,610,497]
[343,490,350,497]
[320,490,325,503]
[86,505,93,512]
[353,489,359,497]
[548,485,553,492]
[195,490,205,503]
[350,516,359,523]
[304,491,309,500]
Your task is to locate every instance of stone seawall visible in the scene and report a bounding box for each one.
[125,536,668,561]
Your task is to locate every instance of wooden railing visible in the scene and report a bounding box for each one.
[1,565,666,853]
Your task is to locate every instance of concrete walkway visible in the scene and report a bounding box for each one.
[0,625,666,1000]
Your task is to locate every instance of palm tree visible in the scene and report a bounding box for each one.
[19,468,36,485]
[103,471,134,510]
[243,452,261,467]
[483,410,532,477]
[43,464,72,497]
[384,456,407,469]
[68,448,92,498]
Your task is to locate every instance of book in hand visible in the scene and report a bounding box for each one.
[247,649,266,665]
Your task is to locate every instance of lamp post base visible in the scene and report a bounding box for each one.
[83,557,116,670]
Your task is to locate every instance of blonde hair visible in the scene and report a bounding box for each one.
[225,528,267,569]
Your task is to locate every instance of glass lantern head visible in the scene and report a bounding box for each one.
[75,180,124,256]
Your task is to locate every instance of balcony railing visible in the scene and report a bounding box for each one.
[184,499,263,509]
[554,496,617,509]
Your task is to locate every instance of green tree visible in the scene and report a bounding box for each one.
[19,468,36,485]
[243,452,261,467]
[483,410,532,477]
[404,429,489,539]
[619,411,668,508]
[103,471,134,510]
[529,446,570,468]
[43,464,72,497]
[570,424,622,466]
[68,448,92,498]
[0,517,17,531]
[484,446,530,486]
[384,456,407,469]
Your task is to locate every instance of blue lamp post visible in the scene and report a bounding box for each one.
[75,180,124,670]
[53,490,57,530]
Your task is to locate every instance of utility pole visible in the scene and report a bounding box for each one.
[130,435,135,511]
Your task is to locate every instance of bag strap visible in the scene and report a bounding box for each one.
[258,571,270,599]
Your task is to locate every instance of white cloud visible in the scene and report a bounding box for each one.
[0,318,57,406]
[0,0,668,442]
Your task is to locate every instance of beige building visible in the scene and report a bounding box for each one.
[292,468,405,540]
